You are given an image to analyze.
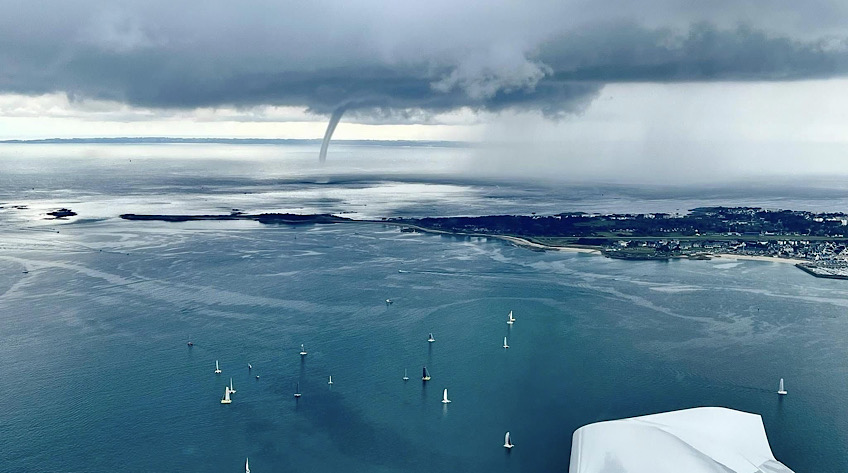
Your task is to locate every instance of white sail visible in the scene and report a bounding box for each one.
[245,457,250,473]
[300,344,307,355]
[403,369,409,380]
[504,431,513,448]
[215,360,221,374]
[442,388,451,403]
[503,336,509,348]
[778,378,787,394]
[221,386,231,404]
[428,333,435,342]
[328,375,333,385]
[507,311,515,324]
[230,378,236,394]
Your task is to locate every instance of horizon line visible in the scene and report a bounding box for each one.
[0,136,471,147]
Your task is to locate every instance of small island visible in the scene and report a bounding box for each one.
[46,208,77,219]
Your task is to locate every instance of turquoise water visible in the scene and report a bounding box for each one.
[1,144,848,471]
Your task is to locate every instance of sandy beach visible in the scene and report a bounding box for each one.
[708,253,808,265]
[493,235,601,254]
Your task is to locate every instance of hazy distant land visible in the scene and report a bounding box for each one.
[0,137,467,147]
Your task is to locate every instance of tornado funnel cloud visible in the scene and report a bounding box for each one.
[319,107,346,163]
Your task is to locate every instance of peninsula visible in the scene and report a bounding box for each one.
[120,207,848,279]
[120,212,351,225]
[391,207,848,279]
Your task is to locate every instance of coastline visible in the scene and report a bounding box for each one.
[384,223,807,262]
[117,213,830,276]
[382,222,824,267]
[493,235,601,254]
[376,221,602,254]
[707,253,808,265]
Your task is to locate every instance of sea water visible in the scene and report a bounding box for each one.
[1,143,847,472]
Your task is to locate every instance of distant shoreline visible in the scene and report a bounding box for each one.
[382,222,602,254]
[709,253,807,265]
[115,212,843,278]
[386,223,807,262]
[378,222,842,280]
[0,137,468,147]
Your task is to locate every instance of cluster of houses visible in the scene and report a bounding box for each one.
[608,237,848,264]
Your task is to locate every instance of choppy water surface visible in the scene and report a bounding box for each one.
[1,144,847,472]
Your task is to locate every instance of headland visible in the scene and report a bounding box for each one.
[120,212,351,225]
[389,207,848,278]
[119,207,848,279]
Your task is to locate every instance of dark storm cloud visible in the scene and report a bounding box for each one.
[541,23,848,82]
[1,1,847,120]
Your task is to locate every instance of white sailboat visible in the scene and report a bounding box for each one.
[428,333,435,343]
[503,336,509,349]
[229,378,236,394]
[441,388,451,403]
[215,360,222,374]
[402,369,409,381]
[300,344,308,356]
[221,386,232,404]
[504,431,514,449]
[248,363,252,370]
[294,382,302,398]
[245,457,250,473]
[507,310,515,325]
[328,375,333,385]
[778,378,787,395]
[422,366,431,381]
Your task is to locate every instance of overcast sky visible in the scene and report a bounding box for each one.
[2,0,848,176]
